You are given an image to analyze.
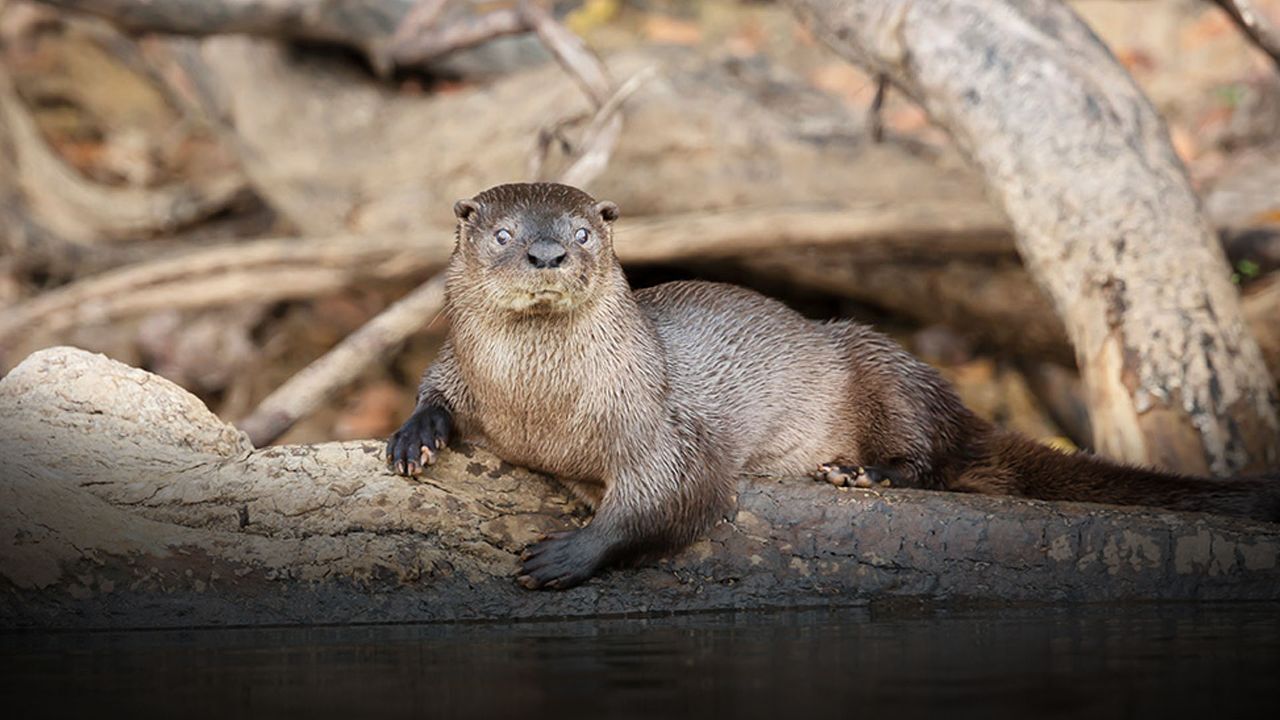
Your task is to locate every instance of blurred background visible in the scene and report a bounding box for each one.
[1,0,1277,452]
[4,3,1280,716]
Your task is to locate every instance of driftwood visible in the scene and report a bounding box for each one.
[42,0,1280,75]
[35,0,425,66]
[789,0,1280,476]
[2,346,1278,630]
[181,40,987,235]
[11,8,968,243]
[0,14,1000,290]
[34,0,548,76]
[0,38,245,243]
[383,1,530,72]
[238,275,445,447]
[737,250,1280,379]
[0,201,1009,362]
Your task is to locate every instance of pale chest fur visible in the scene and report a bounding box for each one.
[450,313,664,482]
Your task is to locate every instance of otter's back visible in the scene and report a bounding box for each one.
[633,281,856,474]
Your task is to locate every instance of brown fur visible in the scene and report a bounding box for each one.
[388,182,1280,590]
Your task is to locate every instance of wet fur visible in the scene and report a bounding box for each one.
[389,183,1280,590]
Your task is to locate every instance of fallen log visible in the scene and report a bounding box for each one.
[2,347,1277,630]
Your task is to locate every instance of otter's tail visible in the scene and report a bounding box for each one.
[962,430,1280,523]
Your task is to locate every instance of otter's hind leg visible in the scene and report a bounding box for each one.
[814,463,897,488]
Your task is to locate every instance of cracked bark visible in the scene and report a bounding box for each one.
[787,0,1280,476]
[2,347,1277,630]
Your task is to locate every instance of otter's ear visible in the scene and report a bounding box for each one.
[593,200,619,224]
[453,199,481,223]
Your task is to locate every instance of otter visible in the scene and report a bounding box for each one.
[387,182,1280,590]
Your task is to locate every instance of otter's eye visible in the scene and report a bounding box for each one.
[495,229,512,245]
[574,228,589,245]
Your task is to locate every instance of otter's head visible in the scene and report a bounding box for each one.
[448,182,620,315]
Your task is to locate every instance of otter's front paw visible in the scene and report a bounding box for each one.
[517,530,606,590]
[386,404,452,476]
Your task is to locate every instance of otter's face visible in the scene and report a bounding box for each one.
[450,186,620,315]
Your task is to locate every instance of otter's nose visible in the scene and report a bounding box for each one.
[527,240,567,269]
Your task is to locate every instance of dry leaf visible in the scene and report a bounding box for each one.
[1115,47,1156,74]
[643,16,702,46]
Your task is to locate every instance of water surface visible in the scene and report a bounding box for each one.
[4,603,1277,719]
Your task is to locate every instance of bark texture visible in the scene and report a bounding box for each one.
[2,347,1278,630]
[788,0,1280,475]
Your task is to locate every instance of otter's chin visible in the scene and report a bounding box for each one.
[500,287,583,314]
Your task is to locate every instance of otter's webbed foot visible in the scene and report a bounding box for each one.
[518,529,610,590]
[386,404,452,476]
[813,463,896,489]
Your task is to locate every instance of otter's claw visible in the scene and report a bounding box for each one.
[813,463,894,488]
[387,404,452,477]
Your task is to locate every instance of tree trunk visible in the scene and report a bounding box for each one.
[787,0,1280,475]
[3,347,1278,629]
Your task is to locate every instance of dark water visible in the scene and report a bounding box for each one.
[3,603,1279,719]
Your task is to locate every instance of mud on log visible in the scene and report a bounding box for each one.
[2,347,1278,629]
